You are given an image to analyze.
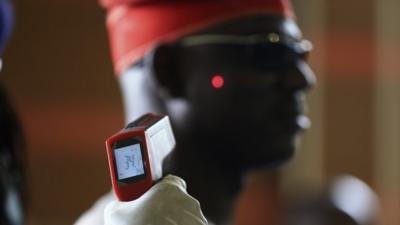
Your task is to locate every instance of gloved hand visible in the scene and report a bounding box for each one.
[104,175,208,225]
[74,191,115,225]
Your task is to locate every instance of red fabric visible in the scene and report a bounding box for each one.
[100,0,295,75]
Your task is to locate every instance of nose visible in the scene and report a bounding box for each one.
[281,60,316,91]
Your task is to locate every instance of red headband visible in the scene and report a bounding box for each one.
[100,0,295,75]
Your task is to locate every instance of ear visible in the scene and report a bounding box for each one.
[146,44,184,98]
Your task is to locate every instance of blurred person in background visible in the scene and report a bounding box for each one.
[0,0,27,225]
[76,0,316,224]
[284,175,379,225]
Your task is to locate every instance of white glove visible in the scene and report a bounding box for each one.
[104,175,208,225]
[74,191,115,225]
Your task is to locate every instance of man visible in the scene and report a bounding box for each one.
[76,0,315,224]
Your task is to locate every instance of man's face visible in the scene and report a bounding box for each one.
[150,16,315,171]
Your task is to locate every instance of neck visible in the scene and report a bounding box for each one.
[164,145,243,225]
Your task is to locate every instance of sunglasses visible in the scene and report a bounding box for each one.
[174,32,312,70]
[146,33,313,97]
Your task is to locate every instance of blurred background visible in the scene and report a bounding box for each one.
[1,0,399,225]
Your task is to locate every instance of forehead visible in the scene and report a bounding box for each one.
[174,16,305,74]
[191,15,302,40]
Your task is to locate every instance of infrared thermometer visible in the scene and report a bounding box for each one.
[105,113,176,201]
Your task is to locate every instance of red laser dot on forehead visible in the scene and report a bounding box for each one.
[211,74,224,89]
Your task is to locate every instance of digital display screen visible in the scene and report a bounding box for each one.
[114,143,145,180]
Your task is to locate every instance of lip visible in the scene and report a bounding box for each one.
[279,94,309,132]
[297,114,311,130]
[277,114,310,134]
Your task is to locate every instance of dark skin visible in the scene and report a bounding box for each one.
[130,15,315,224]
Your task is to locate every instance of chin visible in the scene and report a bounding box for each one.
[208,131,299,171]
[241,137,297,170]
[175,124,301,170]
